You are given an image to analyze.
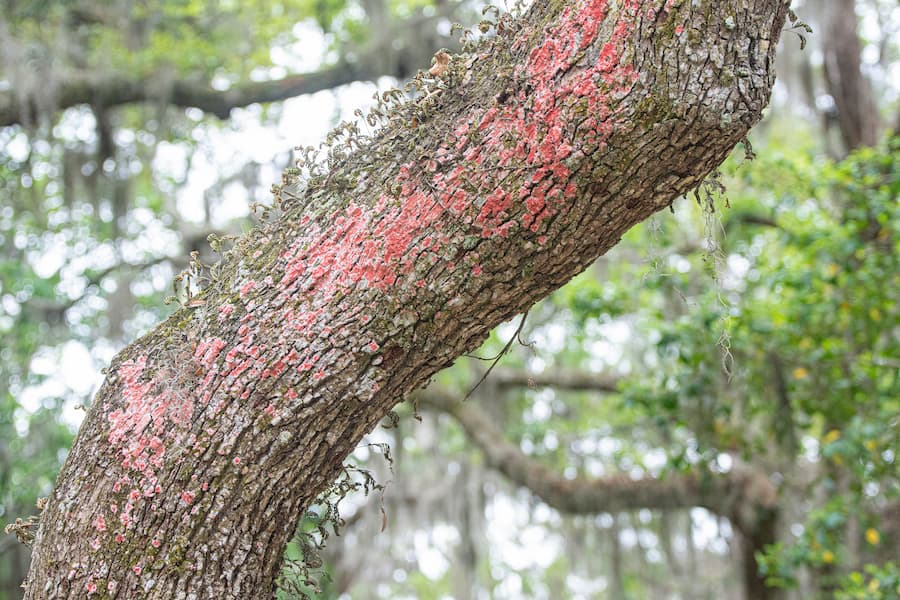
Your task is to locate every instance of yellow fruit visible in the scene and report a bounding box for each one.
[823,429,841,444]
[865,528,880,546]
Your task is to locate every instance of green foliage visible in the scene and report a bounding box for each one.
[837,563,900,600]
[496,133,899,597]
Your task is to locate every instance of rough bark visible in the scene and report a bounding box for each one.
[23,0,790,597]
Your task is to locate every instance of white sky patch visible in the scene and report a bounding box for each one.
[171,76,391,225]
[6,131,30,162]
[414,530,451,580]
[18,379,65,414]
[667,253,692,274]
[486,495,561,571]
[24,341,107,429]
[567,573,607,598]
[715,452,734,472]
[153,141,191,182]
[1,293,21,316]
[642,448,668,475]
[690,508,730,554]
[59,341,100,396]
[30,239,68,279]
[585,319,633,370]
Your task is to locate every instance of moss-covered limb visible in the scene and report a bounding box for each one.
[25,1,791,597]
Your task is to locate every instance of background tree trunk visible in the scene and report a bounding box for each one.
[824,0,880,153]
[23,0,791,597]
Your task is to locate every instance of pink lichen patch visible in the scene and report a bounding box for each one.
[275,0,638,307]
[367,342,379,352]
[132,565,142,576]
[233,457,241,465]
[94,514,106,532]
[106,355,197,504]
[151,539,161,548]
[239,280,256,299]
[195,337,227,368]
[89,537,101,551]
[181,490,195,505]
[86,581,97,594]
[107,357,153,445]
[218,303,235,320]
[260,359,287,379]
[227,358,255,380]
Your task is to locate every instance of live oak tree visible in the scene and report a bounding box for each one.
[23,0,792,597]
[421,387,781,599]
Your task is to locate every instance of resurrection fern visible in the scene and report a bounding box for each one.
[278,447,393,599]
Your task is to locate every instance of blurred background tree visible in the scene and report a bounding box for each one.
[0,0,897,598]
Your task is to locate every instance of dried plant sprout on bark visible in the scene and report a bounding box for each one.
[22,0,792,597]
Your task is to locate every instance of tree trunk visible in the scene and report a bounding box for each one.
[823,0,880,153]
[609,514,626,600]
[736,509,780,600]
[23,1,791,597]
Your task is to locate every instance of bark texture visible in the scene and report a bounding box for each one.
[24,0,790,597]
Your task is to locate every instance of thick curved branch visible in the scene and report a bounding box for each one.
[421,389,777,535]
[491,368,622,393]
[24,1,791,596]
[2,6,462,129]
[1,63,376,128]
